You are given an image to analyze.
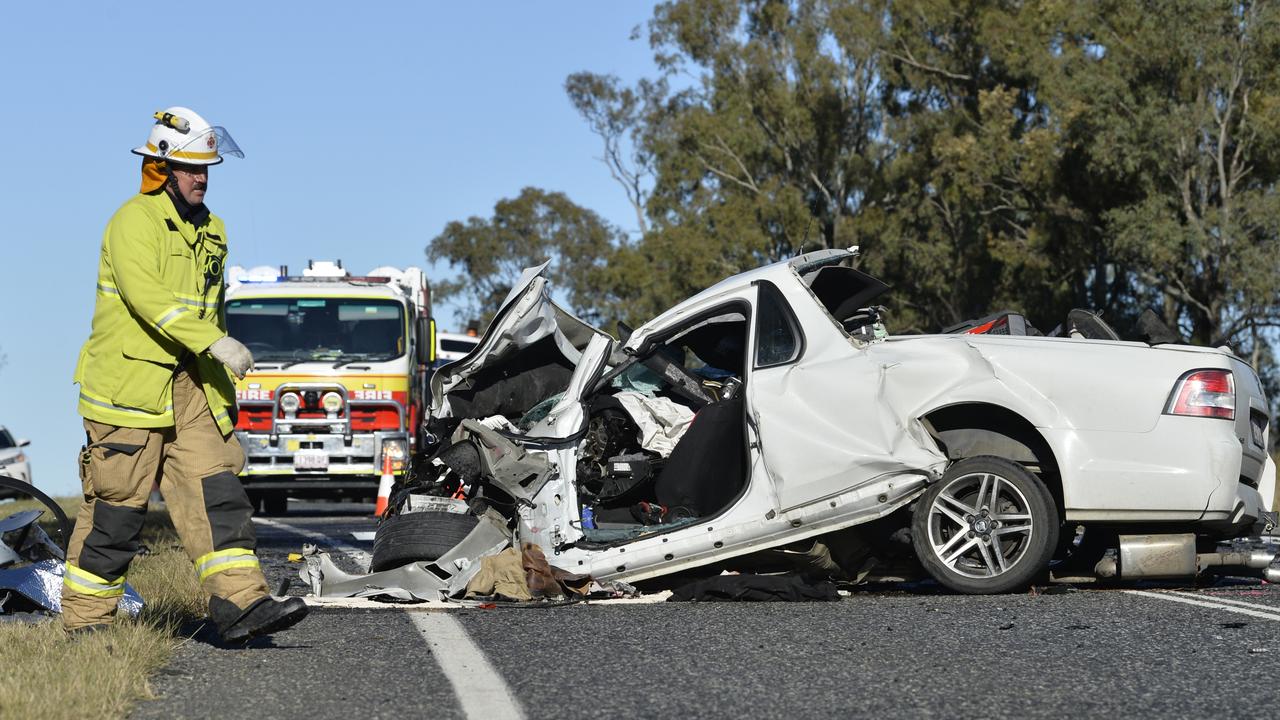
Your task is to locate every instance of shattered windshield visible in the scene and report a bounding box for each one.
[226,298,406,364]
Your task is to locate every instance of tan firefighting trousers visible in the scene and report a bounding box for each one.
[63,365,269,630]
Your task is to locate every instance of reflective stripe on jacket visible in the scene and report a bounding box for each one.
[74,191,236,434]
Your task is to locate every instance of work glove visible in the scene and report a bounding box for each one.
[208,336,255,380]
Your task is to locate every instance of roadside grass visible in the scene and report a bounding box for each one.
[0,499,206,720]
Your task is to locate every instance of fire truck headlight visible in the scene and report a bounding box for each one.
[322,391,344,414]
[381,439,408,471]
[279,392,301,414]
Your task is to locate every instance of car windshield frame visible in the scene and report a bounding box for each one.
[0,429,14,449]
[225,297,408,364]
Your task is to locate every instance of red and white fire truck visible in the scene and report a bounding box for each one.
[224,261,436,514]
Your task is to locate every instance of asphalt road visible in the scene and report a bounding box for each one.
[131,500,1280,720]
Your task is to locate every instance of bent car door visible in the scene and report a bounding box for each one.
[747,276,947,512]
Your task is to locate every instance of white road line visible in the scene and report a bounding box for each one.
[1162,590,1280,616]
[252,516,372,569]
[302,597,459,610]
[1126,589,1280,622]
[302,591,675,610]
[411,611,526,720]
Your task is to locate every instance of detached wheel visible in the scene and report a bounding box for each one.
[0,475,71,550]
[370,511,479,572]
[911,456,1058,594]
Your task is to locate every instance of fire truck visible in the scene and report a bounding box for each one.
[224,260,435,514]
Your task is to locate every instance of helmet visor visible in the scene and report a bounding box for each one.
[169,126,244,163]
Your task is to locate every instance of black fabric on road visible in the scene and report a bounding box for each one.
[669,573,841,602]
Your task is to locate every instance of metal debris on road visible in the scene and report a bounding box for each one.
[0,504,142,621]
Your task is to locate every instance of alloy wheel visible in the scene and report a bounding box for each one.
[924,470,1034,579]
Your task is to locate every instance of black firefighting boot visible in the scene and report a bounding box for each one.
[209,595,309,643]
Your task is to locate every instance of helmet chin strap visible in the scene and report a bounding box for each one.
[163,168,211,225]
[165,169,202,206]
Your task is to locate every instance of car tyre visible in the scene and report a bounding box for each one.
[0,475,72,549]
[911,456,1058,594]
[370,511,480,572]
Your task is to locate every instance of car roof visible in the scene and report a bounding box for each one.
[626,247,858,350]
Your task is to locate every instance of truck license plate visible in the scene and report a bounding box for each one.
[293,451,329,470]
[1251,416,1265,447]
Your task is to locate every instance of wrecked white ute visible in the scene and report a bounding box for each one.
[308,249,1276,599]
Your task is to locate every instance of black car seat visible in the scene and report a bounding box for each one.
[653,395,746,517]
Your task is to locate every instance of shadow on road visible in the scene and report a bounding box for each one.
[254,501,376,519]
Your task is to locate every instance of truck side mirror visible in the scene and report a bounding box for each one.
[17,439,30,448]
[416,317,437,365]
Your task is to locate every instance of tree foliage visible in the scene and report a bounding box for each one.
[426,187,628,326]
[428,0,1280,388]
[1034,0,1280,357]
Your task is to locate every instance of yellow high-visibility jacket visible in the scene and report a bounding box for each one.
[74,190,237,434]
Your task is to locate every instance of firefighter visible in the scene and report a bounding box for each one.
[65,107,308,640]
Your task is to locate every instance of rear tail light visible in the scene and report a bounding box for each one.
[1166,369,1235,420]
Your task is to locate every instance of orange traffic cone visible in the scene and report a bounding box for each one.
[374,455,395,518]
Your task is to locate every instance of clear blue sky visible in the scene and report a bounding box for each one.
[0,2,660,497]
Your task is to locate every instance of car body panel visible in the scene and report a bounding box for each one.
[746,275,948,512]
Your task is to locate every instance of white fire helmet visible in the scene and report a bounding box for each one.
[131,106,243,165]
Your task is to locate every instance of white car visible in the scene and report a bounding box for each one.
[434,332,480,366]
[0,426,33,494]
[311,248,1276,598]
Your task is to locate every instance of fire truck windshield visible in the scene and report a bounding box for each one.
[226,297,406,365]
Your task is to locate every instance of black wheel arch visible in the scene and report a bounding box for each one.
[921,403,1064,520]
